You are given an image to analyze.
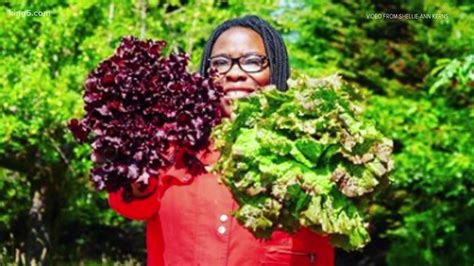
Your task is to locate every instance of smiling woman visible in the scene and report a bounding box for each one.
[200,15,290,92]
[209,27,271,100]
[108,15,334,266]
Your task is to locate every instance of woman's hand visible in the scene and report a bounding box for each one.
[130,180,158,199]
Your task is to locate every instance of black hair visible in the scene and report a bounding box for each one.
[199,15,290,91]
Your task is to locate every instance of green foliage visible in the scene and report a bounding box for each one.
[0,169,30,250]
[282,0,474,95]
[428,55,474,106]
[0,0,473,264]
[364,94,474,266]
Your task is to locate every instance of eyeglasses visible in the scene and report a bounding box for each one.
[208,53,269,74]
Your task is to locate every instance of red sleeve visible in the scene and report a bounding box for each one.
[108,177,162,221]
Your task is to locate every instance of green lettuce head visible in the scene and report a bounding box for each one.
[212,74,394,251]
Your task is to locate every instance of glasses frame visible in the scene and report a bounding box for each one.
[208,53,269,74]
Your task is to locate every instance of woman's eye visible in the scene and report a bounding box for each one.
[243,58,263,66]
[212,59,229,67]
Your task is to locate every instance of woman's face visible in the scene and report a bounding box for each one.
[210,27,271,100]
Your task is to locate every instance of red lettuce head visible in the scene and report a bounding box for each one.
[69,36,224,199]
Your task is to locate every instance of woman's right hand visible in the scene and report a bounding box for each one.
[126,144,196,201]
[130,181,158,199]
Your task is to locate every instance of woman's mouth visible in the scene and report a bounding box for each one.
[224,88,255,100]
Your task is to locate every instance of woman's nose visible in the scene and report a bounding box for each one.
[225,64,247,82]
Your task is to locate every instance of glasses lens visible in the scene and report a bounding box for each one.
[240,55,266,72]
[210,57,231,73]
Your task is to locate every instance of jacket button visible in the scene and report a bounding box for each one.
[219,214,228,222]
[217,225,226,235]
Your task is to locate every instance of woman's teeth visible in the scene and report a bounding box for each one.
[225,90,251,99]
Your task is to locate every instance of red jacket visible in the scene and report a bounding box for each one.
[109,147,334,266]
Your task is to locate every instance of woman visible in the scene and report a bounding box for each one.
[109,15,334,266]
